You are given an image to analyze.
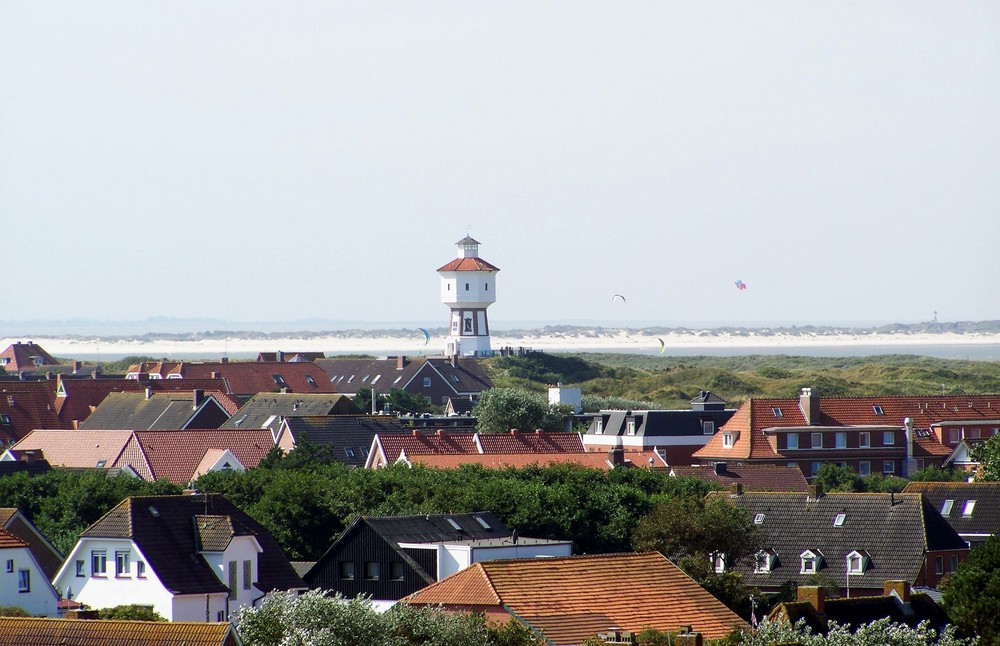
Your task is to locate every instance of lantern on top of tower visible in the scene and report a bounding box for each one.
[437,236,499,358]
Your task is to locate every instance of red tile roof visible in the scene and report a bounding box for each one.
[405,552,746,643]
[406,451,666,470]
[0,384,62,442]
[134,429,276,484]
[669,464,809,492]
[0,342,60,371]
[0,528,27,549]
[436,257,500,272]
[10,430,134,469]
[477,430,585,453]
[0,618,240,646]
[695,392,1000,462]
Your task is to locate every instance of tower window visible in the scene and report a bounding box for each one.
[465,283,469,291]
[485,283,488,290]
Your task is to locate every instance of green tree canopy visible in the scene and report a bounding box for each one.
[944,534,1000,644]
[472,387,567,434]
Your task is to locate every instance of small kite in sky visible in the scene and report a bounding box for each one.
[418,328,430,345]
[735,280,748,291]
[658,338,665,354]
[611,294,627,304]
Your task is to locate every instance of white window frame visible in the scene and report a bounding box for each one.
[941,499,955,515]
[800,551,819,574]
[595,420,603,435]
[712,553,726,574]
[835,432,847,449]
[883,460,895,474]
[846,551,866,574]
[963,500,976,517]
[91,550,107,577]
[754,551,772,574]
[834,513,846,527]
[115,551,130,577]
[626,419,636,436]
[722,432,736,449]
[859,432,871,448]
[883,431,895,445]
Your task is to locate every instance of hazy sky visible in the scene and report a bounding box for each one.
[2,2,997,330]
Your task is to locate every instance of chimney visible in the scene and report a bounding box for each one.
[192,389,204,409]
[277,351,285,363]
[729,483,743,497]
[884,580,911,604]
[675,626,703,646]
[608,446,625,466]
[797,586,826,614]
[72,361,81,374]
[397,356,407,370]
[450,354,458,367]
[65,609,101,620]
[807,483,824,502]
[800,387,820,425]
[210,372,219,379]
[714,461,727,475]
[91,368,102,379]
[145,387,153,400]
[220,357,229,364]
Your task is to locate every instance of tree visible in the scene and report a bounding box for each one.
[97,604,166,621]
[910,465,970,482]
[356,387,434,415]
[970,434,1000,481]
[234,589,542,646]
[944,534,1000,644]
[732,617,976,645]
[814,463,863,492]
[473,388,566,434]
[632,496,763,616]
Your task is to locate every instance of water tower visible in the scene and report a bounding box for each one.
[437,236,499,357]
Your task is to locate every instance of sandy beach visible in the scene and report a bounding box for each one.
[6,329,1000,360]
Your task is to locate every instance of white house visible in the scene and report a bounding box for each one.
[52,493,305,622]
[0,528,59,617]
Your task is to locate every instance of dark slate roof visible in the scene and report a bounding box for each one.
[773,592,949,633]
[0,459,52,477]
[82,494,304,595]
[902,481,1000,541]
[706,491,968,590]
[79,391,227,430]
[691,390,728,411]
[587,408,735,437]
[282,415,408,467]
[222,393,359,431]
[315,356,492,396]
[365,512,510,545]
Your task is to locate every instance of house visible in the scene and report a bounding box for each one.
[444,395,475,416]
[222,393,359,434]
[582,391,736,466]
[4,429,276,484]
[692,388,998,478]
[668,462,809,493]
[769,581,950,635]
[51,375,239,431]
[364,429,586,468]
[902,481,1000,547]
[274,415,408,468]
[404,552,747,644]
[304,513,571,608]
[0,383,62,443]
[79,389,231,430]
[124,360,335,397]
[0,342,60,372]
[0,527,60,616]
[0,508,64,581]
[0,617,243,645]
[399,448,668,471]
[314,355,492,406]
[52,493,305,622]
[705,486,969,596]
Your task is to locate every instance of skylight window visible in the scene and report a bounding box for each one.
[963,500,977,517]
[371,375,381,385]
[873,405,884,416]
[362,375,370,382]
[304,375,316,386]
[474,515,492,530]
[834,513,846,527]
[272,375,287,387]
[754,513,765,525]
[446,518,462,531]
[941,499,955,515]
[772,407,783,418]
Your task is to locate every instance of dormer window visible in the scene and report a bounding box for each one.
[754,550,776,574]
[703,421,715,435]
[595,420,603,435]
[846,550,868,574]
[963,500,977,517]
[800,550,822,574]
[626,420,636,435]
[712,553,726,574]
[722,432,738,449]
[772,407,783,418]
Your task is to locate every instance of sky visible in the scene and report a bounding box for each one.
[2,2,998,331]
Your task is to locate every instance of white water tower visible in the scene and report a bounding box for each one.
[437,236,499,357]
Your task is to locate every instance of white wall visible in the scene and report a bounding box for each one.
[437,542,573,580]
[172,593,230,622]
[0,547,59,617]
